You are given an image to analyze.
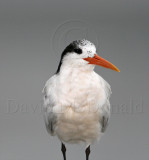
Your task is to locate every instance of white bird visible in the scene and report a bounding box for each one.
[42,39,120,160]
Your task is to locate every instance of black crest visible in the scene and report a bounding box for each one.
[56,40,83,74]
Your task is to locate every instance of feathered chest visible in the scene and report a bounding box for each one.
[55,70,107,109]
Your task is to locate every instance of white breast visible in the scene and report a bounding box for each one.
[43,67,111,145]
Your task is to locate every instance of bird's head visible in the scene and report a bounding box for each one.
[56,39,120,73]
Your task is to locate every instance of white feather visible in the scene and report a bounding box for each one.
[42,40,111,145]
[43,67,111,145]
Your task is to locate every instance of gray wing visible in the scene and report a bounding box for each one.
[43,109,57,136]
[100,79,111,133]
[100,100,111,133]
[42,77,57,136]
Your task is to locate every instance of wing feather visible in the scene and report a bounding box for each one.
[42,76,57,136]
[99,79,111,133]
[100,100,110,133]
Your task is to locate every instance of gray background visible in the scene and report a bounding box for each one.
[0,0,149,160]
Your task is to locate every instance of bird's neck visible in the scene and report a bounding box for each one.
[59,63,95,76]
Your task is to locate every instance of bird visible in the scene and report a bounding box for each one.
[42,39,120,160]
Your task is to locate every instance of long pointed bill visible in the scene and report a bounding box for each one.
[84,54,120,72]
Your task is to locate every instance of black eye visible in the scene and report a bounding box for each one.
[74,48,82,54]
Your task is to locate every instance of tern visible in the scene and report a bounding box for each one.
[43,39,120,160]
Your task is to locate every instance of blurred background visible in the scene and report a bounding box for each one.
[0,0,149,160]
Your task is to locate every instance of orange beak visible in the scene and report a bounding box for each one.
[84,54,120,72]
